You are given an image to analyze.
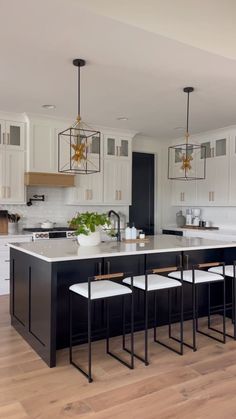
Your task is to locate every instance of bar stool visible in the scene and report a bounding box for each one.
[208,262,236,339]
[123,266,183,366]
[69,272,134,383]
[168,262,226,351]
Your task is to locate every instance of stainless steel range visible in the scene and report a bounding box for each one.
[23,227,76,240]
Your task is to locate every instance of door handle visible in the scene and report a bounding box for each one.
[119,190,122,200]
[178,254,183,268]
[212,191,215,202]
[7,133,10,145]
[106,261,111,274]
[184,254,189,270]
[98,262,102,275]
[3,133,6,145]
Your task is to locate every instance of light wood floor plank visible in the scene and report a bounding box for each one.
[1,295,236,419]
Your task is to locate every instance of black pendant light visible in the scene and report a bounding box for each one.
[58,59,101,174]
[168,87,206,180]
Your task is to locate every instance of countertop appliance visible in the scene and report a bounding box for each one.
[23,227,76,240]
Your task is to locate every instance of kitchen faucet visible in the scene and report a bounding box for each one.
[108,210,121,242]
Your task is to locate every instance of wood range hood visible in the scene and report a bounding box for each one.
[24,172,75,187]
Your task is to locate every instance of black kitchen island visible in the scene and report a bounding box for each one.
[9,235,236,367]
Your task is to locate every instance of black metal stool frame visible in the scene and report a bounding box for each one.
[208,261,236,340]
[69,271,134,383]
[123,265,184,366]
[171,262,226,352]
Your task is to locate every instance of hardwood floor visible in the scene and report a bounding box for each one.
[1,294,236,418]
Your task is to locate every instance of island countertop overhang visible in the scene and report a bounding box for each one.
[8,235,236,263]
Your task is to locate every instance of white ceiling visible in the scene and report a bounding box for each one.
[77,0,236,60]
[1,0,236,138]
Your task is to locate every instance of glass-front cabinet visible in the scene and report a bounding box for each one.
[104,134,131,159]
[0,120,24,150]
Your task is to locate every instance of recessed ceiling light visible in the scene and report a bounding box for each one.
[117,117,128,121]
[174,126,185,131]
[42,104,56,109]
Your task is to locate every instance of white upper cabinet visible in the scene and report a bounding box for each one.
[171,180,197,206]
[104,134,131,159]
[196,136,229,206]
[103,159,131,205]
[229,132,236,205]
[66,158,103,205]
[27,119,69,173]
[171,133,230,207]
[65,130,133,206]
[0,120,24,150]
[0,117,25,204]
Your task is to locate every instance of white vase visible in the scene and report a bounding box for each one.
[77,230,101,246]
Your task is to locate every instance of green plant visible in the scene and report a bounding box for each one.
[69,212,110,236]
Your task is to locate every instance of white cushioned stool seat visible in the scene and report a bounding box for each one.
[209,265,234,277]
[69,280,131,300]
[123,274,182,291]
[168,269,223,284]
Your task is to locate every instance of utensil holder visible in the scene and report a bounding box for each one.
[8,222,18,235]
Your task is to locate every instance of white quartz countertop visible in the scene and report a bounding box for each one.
[8,235,236,262]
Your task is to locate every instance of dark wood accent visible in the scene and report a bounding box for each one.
[94,272,124,280]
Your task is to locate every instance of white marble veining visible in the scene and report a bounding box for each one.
[8,235,236,263]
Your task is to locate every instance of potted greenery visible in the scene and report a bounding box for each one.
[69,212,110,246]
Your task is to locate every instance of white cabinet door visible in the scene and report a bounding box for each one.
[171,180,197,206]
[119,160,132,204]
[104,159,131,204]
[196,136,229,206]
[4,150,25,203]
[104,135,131,160]
[29,124,56,173]
[0,120,5,148]
[5,121,24,150]
[0,149,6,200]
[65,162,103,205]
[229,133,236,205]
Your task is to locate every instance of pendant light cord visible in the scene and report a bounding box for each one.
[186,90,190,144]
[77,64,80,118]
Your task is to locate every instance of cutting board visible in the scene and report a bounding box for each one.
[182,226,219,230]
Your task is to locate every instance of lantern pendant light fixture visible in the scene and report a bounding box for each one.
[168,87,206,181]
[58,59,101,174]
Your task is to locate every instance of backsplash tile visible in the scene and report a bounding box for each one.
[0,187,129,229]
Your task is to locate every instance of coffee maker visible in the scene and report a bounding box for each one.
[192,208,201,226]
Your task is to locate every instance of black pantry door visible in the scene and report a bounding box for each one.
[129,152,155,235]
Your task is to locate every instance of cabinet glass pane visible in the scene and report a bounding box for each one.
[215,138,226,157]
[9,125,20,146]
[120,140,129,157]
[90,136,100,154]
[107,138,115,155]
[201,141,211,158]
